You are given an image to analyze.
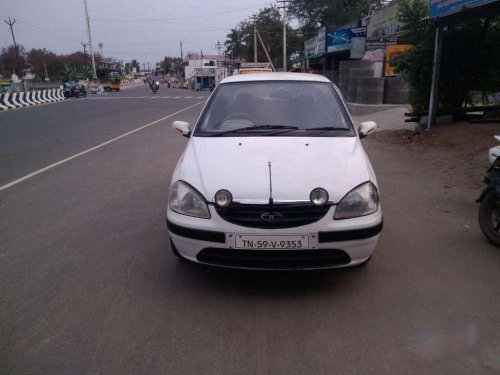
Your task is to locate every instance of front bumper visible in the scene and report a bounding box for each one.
[166,205,382,270]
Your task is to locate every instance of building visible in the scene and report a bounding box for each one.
[183,52,235,90]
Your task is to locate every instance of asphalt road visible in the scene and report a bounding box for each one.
[1,84,500,374]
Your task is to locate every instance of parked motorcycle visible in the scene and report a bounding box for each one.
[150,81,160,94]
[478,135,500,246]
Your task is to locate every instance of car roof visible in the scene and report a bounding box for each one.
[220,72,332,85]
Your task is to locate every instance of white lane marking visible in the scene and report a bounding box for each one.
[0,101,206,193]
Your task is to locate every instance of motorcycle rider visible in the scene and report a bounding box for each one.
[149,79,159,93]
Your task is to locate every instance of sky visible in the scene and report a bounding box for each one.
[1,0,275,66]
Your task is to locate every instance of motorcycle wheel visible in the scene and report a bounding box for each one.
[479,190,500,247]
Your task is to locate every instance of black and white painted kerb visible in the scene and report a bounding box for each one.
[0,88,64,111]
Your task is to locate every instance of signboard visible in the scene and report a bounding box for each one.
[304,28,326,59]
[367,1,403,37]
[326,27,367,53]
[365,36,399,51]
[429,0,498,18]
[384,44,411,76]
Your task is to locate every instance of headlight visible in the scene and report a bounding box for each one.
[169,181,210,219]
[310,188,329,206]
[214,189,233,208]
[334,182,379,220]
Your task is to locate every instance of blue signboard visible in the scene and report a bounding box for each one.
[326,27,367,53]
[430,0,497,18]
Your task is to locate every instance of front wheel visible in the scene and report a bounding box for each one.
[479,189,500,246]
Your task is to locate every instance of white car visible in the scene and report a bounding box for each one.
[167,73,382,270]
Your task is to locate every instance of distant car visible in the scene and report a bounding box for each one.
[167,73,382,270]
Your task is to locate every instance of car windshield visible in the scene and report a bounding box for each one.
[194,80,353,137]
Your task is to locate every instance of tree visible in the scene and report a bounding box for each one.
[130,59,140,72]
[225,28,245,60]
[224,6,302,69]
[393,0,500,112]
[0,45,27,77]
[288,0,383,30]
[159,56,182,73]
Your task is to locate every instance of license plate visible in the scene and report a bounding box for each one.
[234,235,310,249]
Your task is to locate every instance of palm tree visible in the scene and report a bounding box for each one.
[225,28,243,60]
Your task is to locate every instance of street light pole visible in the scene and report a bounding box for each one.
[83,0,97,79]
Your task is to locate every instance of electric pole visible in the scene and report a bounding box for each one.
[4,17,22,78]
[83,0,97,79]
[278,0,288,71]
[215,41,223,56]
[80,41,88,55]
[44,62,49,81]
[252,16,258,63]
[180,41,183,60]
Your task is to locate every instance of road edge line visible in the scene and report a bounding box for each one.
[0,100,205,193]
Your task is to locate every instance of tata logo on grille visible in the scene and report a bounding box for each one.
[261,212,283,222]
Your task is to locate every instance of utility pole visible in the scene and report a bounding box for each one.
[277,0,288,71]
[180,41,183,60]
[4,17,22,78]
[427,26,443,130]
[44,62,49,81]
[215,41,223,56]
[80,41,88,55]
[252,16,258,63]
[236,30,240,61]
[83,0,97,79]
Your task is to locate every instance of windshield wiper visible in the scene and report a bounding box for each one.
[305,126,349,131]
[210,125,299,137]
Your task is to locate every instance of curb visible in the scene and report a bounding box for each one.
[0,88,64,111]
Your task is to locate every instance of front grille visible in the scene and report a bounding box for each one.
[197,248,351,269]
[215,202,330,229]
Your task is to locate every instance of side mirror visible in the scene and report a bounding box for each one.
[172,121,192,138]
[358,121,377,139]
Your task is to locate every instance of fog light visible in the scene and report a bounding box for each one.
[215,189,233,208]
[310,188,329,206]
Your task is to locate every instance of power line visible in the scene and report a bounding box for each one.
[89,3,270,22]
[15,19,82,43]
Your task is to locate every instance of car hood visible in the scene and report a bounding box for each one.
[178,136,370,204]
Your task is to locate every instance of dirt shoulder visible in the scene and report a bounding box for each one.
[366,121,500,191]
